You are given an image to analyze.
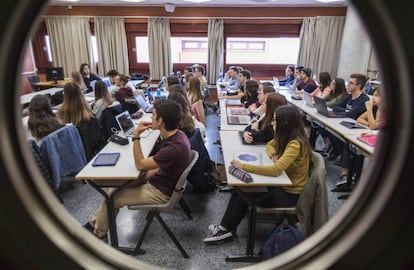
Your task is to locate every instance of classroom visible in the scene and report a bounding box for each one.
[10,0,392,269]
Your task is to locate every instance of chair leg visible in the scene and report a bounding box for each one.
[178,198,193,220]
[154,213,189,258]
[134,211,155,253]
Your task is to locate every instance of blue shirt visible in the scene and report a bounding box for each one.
[332,93,370,119]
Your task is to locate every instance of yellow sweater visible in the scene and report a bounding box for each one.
[242,139,309,194]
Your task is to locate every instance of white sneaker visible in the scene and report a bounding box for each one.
[203,226,234,243]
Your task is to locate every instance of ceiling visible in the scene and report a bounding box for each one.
[51,0,349,7]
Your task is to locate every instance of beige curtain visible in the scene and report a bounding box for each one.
[207,19,224,84]
[95,17,129,76]
[148,17,171,80]
[45,16,93,77]
[297,16,346,78]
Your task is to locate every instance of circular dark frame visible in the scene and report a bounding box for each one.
[1,0,414,269]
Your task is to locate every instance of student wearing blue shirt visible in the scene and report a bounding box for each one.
[278,65,295,86]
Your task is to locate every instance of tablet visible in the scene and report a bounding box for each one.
[92,152,121,166]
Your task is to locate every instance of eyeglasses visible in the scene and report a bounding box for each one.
[348,81,356,85]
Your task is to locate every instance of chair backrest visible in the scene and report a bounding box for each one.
[163,150,199,211]
[296,151,328,237]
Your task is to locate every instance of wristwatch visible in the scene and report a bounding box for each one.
[131,137,140,141]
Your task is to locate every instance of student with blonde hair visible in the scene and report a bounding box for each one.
[187,76,206,126]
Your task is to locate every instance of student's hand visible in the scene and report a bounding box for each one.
[134,121,152,137]
[271,154,278,162]
[218,94,227,100]
[365,99,373,111]
[360,131,374,137]
[251,121,259,131]
[243,131,253,143]
[231,159,243,168]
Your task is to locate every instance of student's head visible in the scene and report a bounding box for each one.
[262,93,288,127]
[244,79,259,98]
[331,78,346,95]
[184,66,193,74]
[295,66,304,78]
[239,70,251,84]
[184,73,194,88]
[167,92,195,133]
[79,63,90,76]
[71,71,83,84]
[273,105,311,159]
[188,77,201,94]
[115,74,129,87]
[301,68,312,80]
[318,72,332,89]
[59,82,92,125]
[193,65,205,77]
[285,65,295,76]
[28,94,61,139]
[166,76,180,89]
[152,99,181,131]
[348,73,367,92]
[258,84,276,104]
[229,66,239,78]
[372,87,381,105]
[94,81,112,105]
[106,69,119,84]
[168,84,187,97]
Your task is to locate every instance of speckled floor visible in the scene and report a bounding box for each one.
[60,105,351,270]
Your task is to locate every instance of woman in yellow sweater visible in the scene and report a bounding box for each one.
[203,105,312,243]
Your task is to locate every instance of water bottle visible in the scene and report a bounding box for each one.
[273,77,280,92]
[156,88,161,96]
[147,90,153,103]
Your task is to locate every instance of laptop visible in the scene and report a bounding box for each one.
[135,94,153,113]
[303,92,314,107]
[227,115,250,125]
[313,96,343,118]
[115,111,136,136]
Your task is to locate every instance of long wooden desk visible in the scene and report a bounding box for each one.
[218,99,251,131]
[76,113,160,249]
[220,130,292,262]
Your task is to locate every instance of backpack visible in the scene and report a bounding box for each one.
[262,223,304,260]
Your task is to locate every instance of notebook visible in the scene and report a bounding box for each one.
[314,96,343,118]
[135,94,153,113]
[115,111,136,136]
[227,115,250,125]
[357,134,377,146]
[303,92,314,107]
[229,108,250,115]
[226,99,242,106]
[92,152,120,166]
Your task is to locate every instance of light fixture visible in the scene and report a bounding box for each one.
[120,0,146,3]
[164,3,175,13]
[183,0,212,3]
[315,0,346,2]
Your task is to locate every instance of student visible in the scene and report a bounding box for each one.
[184,72,194,92]
[58,82,104,161]
[84,99,192,240]
[193,65,208,99]
[187,76,206,126]
[249,83,276,118]
[70,71,87,91]
[225,66,241,91]
[219,70,251,100]
[204,105,311,243]
[356,87,381,129]
[278,65,295,86]
[324,78,347,108]
[113,74,133,103]
[242,92,288,144]
[92,81,120,121]
[166,76,180,90]
[297,67,317,94]
[310,72,332,98]
[106,69,119,85]
[242,79,259,108]
[291,65,304,90]
[79,63,101,92]
[182,66,193,85]
[27,94,64,143]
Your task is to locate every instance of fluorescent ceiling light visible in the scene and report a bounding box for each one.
[316,0,345,2]
[184,0,212,3]
[120,0,146,2]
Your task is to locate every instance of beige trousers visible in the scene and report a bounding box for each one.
[89,183,170,238]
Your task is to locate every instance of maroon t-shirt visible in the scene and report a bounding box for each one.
[149,130,191,196]
[114,87,133,103]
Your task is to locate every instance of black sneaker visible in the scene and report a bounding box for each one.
[203,225,234,243]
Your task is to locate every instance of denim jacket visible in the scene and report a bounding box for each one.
[40,125,87,189]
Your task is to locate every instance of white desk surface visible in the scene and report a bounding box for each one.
[76,112,158,181]
[220,130,292,187]
[20,87,64,105]
[219,99,251,131]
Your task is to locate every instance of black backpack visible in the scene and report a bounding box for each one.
[262,223,304,260]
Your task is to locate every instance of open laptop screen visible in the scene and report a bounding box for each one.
[115,111,135,136]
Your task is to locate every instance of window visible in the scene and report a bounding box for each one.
[226,37,300,64]
[91,36,98,64]
[135,36,149,63]
[171,37,207,63]
[45,35,52,62]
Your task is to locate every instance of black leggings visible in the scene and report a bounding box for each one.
[220,187,299,232]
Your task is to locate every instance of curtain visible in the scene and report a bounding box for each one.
[297,16,346,78]
[95,17,129,76]
[207,19,224,84]
[148,17,171,80]
[45,16,93,77]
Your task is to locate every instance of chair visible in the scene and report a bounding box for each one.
[127,150,199,258]
[255,151,328,237]
[27,75,40,91]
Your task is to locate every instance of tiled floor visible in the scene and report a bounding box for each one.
[61,105,347,270]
